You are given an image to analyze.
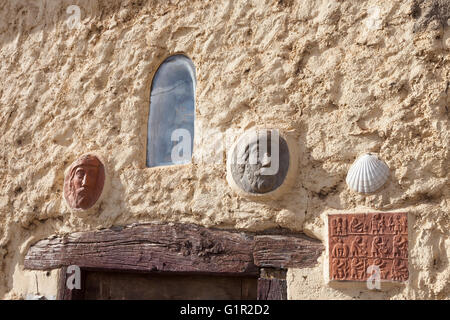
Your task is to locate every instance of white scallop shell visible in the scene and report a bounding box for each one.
[346,153,389,193]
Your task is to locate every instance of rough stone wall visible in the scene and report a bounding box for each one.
[0,0,448,299]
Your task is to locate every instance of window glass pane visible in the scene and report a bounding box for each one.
[146,55,195,167]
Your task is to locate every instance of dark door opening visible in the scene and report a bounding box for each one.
[81,271,258,300]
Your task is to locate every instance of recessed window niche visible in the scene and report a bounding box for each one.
[146,54,196,167]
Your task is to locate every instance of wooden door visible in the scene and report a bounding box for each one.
[80,271,257,300]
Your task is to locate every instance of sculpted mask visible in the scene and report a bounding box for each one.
[230,130,289,194]
[64,154,105,210]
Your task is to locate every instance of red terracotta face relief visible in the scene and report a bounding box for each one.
[328,213,408,282]
[64,155,105,210]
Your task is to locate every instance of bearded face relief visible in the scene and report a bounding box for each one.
[64,154,105,210]
[229,129,290,194]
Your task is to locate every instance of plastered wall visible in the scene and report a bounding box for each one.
[0,0,448,299]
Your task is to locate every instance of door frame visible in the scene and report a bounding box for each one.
[25,223,323,300]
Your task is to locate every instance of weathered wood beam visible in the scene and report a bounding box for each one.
[257,268,287,300]
[57,267,85,300]
[257,278,287,300]
[25,223,324,274]
[253,234,323,269]
[25,223,258,275]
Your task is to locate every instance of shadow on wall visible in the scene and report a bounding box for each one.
[327,280,405,299]
[411,0,450,32]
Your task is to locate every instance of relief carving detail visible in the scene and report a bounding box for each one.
[229,129,290,194]
[63,154,105,210]
[329,213,409,282]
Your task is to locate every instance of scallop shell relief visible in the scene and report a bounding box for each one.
[346,153,389,194]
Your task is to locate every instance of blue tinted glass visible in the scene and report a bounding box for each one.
[146,55,196,167]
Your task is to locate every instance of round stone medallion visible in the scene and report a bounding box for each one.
[228,129,290,195]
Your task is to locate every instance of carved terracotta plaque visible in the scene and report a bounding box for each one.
[328,213,408,282]
[64,154,105,210]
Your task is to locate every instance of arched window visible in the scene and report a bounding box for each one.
[146,55,196,167]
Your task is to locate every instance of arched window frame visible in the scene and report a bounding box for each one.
[146,54,196,168]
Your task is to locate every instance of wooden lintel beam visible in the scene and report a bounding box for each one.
[25,223,324,274]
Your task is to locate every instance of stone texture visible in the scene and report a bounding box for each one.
[0,0,448,299]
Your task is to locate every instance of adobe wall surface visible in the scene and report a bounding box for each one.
[0,0,448,299]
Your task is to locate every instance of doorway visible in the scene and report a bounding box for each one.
[80,271,257,300]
